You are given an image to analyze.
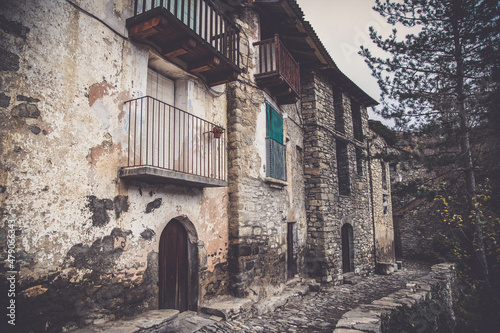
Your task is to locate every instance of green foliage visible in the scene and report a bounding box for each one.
[360,0,499,133]
[363,0,499,312]
[368,120,398,145]
[434,181,500,331]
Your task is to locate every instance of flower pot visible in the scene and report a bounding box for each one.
[213,126,224,139]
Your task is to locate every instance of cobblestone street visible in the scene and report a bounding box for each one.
[196,262,432,333]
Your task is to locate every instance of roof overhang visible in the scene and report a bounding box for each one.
[252,0,378,107]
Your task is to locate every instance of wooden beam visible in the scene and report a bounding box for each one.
[287,48,317,59]
[189,57,221,73]
[288,45,316,53]
[278,95,299,105]
[128,16,169,39]
[255,74,284,88]
[270,85,292,97]
[208,70,239,86]
[163,38,197,58]
[280,33,309,41]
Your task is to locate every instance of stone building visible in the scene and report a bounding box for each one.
[0,0,395,331]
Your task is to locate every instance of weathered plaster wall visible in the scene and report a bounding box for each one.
[226,7,307,301]
[368,132,396,265]
[0,0,230,331]
[302,69,375,283]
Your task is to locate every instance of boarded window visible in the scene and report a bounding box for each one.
[352,100,363,141]
[334,92,345,133]
[337,140,351,195]
[355,148,363,176]
[381,161,388,191]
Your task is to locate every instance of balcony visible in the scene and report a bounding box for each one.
[254,35,300,105]
[119,96,227,187]
[127,0,240,86]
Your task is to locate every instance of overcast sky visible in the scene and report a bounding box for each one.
[296,0,395,125]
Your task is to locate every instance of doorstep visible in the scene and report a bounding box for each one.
[69,309,180,333]
[201,277,320,320]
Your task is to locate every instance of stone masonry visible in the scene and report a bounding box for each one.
[302,69,376,283]
[0,1,395,332]
[226,7,307,301]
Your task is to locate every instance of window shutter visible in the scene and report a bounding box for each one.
[147,68,175,106]
[266,103,283,144]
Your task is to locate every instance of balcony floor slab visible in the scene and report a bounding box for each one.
[119,166,228,188]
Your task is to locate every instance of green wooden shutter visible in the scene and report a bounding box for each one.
[266,103,283,144]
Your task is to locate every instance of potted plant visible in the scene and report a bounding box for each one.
[212,125,224,139]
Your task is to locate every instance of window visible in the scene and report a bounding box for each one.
[334,92,345,133]
[381,161,388,191]
[336,140,351,195]
[355,148,363,176]
[266,103,286,181]
[351,100,363,142]
[383,194,389,214]
[147,68,175,105]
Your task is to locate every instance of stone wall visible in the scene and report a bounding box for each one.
[368,131,396,267]
[387,133,446,261]
[0,0,395,331]
[302,69,375,283]
[0,0,231,331]
[334,263,456,333]
[226,7,307,301]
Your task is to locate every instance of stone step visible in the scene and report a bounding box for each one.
[69,309,180,333]
[343,273,363,285]
[200,297,254,320]
[200,279,319,320]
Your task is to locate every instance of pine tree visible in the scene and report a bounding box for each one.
[361,0,499,287]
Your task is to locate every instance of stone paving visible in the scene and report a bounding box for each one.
[195,261,432,333]
[71,261,432,333]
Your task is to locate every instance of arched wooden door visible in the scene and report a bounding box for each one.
[159,219,188,311]
[341,224,355,273]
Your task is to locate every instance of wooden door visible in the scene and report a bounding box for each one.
[342,224,354,273]
[287,222,294,279]
[159,219,188,311]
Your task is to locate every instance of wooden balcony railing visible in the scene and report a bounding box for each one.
[127,0,240,86]
[119,96,227,187]
[254,35,300,105]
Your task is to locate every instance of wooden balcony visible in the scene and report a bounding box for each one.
[119,96,227,187]
[254,35,300,105]
[127,0,240,86]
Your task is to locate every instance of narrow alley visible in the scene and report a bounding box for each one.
[75,261,433,333]
[194,261,432,333]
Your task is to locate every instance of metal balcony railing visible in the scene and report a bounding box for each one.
[254,35,300,103]
[124,96,226,182]
[130,0,240,71]
[266,137,286,181]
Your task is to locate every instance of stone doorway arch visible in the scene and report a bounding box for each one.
[159,216,199,311]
